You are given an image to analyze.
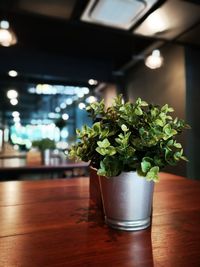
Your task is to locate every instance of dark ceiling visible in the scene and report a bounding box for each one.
[0,0,199,125]
[0,0,160,84]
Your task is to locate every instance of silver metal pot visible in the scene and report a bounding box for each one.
[99,172,154,231]
[43,149,51,165]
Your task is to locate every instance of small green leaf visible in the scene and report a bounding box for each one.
[161,104,168,112]
[167,139,174,146]
[140,100,148,107]
[135,107,143,116]
[163,124,171,135]
[174,117,178,123]
[166,115,172,120]
[143,156,153,163]
[171,129,177,135]
[100,130,108,139]
[93,122,101,132]
[151,107,159,117]
[97,161,106,176]
[121,124,129,132]
[141,160,151,173]
[96,147,106,155]
[107,147,116,156]
[146,166,159,182]
[161,104,174,113]
[97,138,110,148]
[136,98,142,104]
[174,142,182,148]
[180,156,188,161]
[168,107,174,112]
[155,119,164,127]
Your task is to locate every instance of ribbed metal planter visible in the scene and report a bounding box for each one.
[99,172,154,231]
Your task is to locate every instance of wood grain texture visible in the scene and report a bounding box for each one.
[0,173,200,267]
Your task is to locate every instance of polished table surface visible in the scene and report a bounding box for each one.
[0,173,200,267]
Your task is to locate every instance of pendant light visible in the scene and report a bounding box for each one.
[0,20,17,47]
[145,49,164,69]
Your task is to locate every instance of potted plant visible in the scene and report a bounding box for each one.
[69,95,189,231]
[32,138,56,165]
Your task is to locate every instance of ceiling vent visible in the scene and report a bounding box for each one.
[81,0,159,30]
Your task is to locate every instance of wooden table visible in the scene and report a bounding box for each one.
[0,173,200,267]
[0,162,89,180]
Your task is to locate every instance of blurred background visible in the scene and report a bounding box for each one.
[0,0,199,180]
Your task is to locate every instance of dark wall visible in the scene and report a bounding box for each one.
[185,46,200,179]
[0,46,113,83]
[125,44,187,176]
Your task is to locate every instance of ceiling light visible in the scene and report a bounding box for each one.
[55,107,61,113]
[134,1,200,40]
[145,12,167,33]
[13,144,19,150]
[60,102,67,109]
[66,98,73,105]
[12,111,20,117]
[13,117,20,123]
[30,119,37,125]
[88,79,98,86]
[26,85,89,96]
[77,92,84,98]
[8,70,18,77]
[28,87,36,93]
[48,112,60,119]
[48,112,56,119]
[36,84,43,94]
[86,96,97,104]
[81,0,158,30]
[37,120,42,125]
[78,103,86,110]
[0,20,17,47]
[41,84,52,94]
[82,87,90,94]
[0,29,13,46]
[0,20,9,29]
[10,98,18,105]
[14,123,21,128]
[62,114,69,121]
[61,129,69,139]
[145,50,163,69]
[135,10,167,36]
[7,89,18,99]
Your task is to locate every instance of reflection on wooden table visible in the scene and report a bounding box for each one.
[0,173,200,266]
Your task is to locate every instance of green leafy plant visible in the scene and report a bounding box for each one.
[69,95,190,182]
[32,138,56,151]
